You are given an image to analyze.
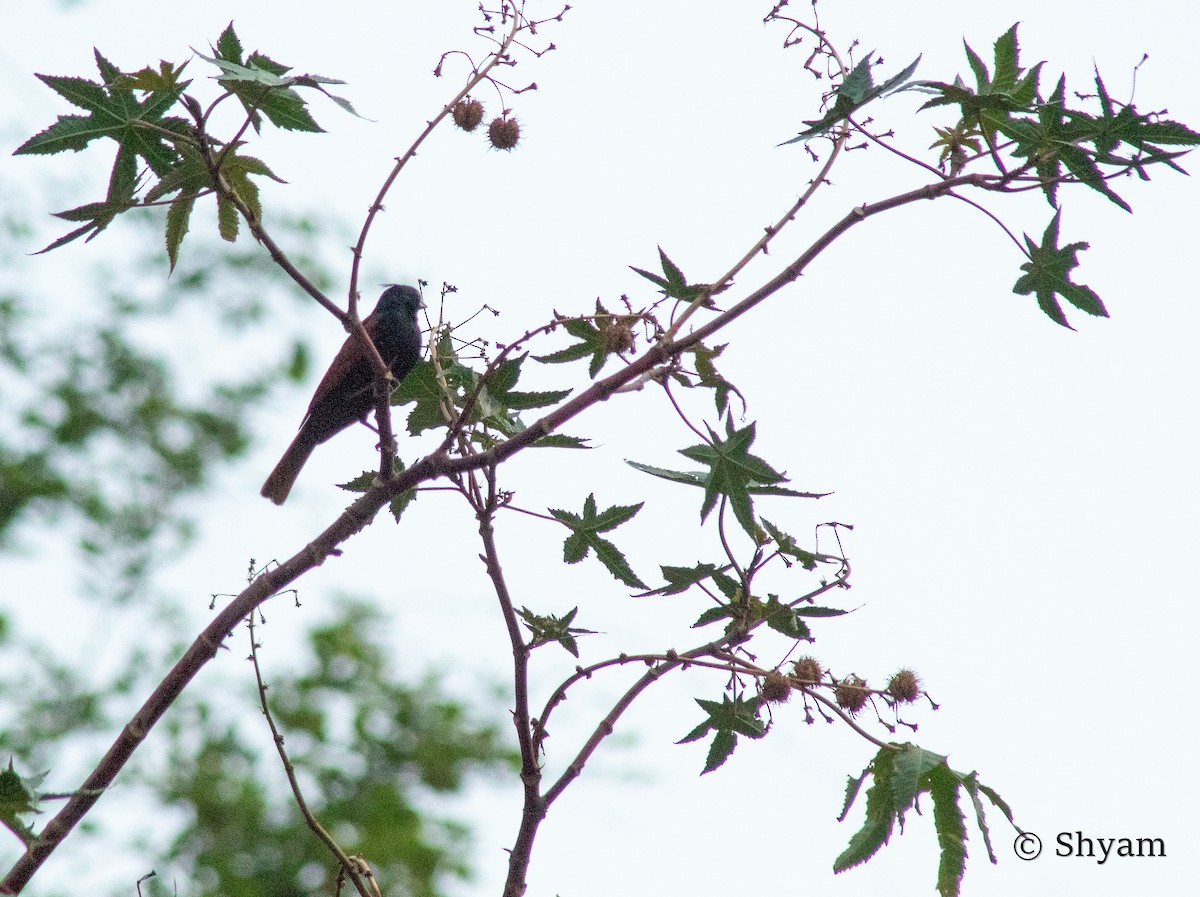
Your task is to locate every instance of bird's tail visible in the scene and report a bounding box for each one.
[260,433,317,505]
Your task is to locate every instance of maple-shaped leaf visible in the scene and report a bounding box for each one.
[535,301,638,379]
[200,22,362,133]
[547,493,647,588]
[392,358,451,435]
[630,245,714,305]
[16,50,187,169]
[486,353,571,411]
[836,745,1016,897]
[656,422,788,539]
[783,53,921,143]
[761,594,811,639]
[917,24,1042,143]
[16,50,191,251]
[677,693,766,774]
[1013,211,1107,328]
[142,143,284,267]
[465,352,572,438]
[928,124,984,176]
[516,605,596,657]
[337,457,417,521]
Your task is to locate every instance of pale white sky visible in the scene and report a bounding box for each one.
[3,1,1198,895]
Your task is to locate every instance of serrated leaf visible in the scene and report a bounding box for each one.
[547,494,647,588]
[216,22,244,64]
[702,728,736,774]
[531,433,590,449]
[164,192,196,270]
[641,561,721,597]
[991,23,1019,92]
[516,606,593,657]
[834,748,898,873]
[838,766,871,822]
[676,422,787,538]
[1013,211,1107,328]
[762,594,810,639]
[216,192,239,241]
[783,53,921,143]
[891,745,947,822]
[692,604,734,628]
[928,765,968,897]
[960,773,998,864]
[794,605,850,618]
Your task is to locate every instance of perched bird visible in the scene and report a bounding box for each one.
[260,284,424,505]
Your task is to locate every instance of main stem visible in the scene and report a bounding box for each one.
[478,468,544,897]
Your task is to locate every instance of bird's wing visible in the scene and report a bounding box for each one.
[305,317,377,413]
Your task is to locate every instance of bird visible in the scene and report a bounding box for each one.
[260,284,424,505]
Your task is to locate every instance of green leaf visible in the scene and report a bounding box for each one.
[929,765,968,897]
[684,342,745,416]
[794,605,851,618]
[16,49,193,251]
[547,493,647,588]
[834,746,1010,895]
[630,246,713,304]
[17,50,186,173]
[890,746,947,825]
[960,773,998,864]
[703,728,736,774]
[991,23,1019,92]
[530,433,590,449]
[516,606,595,657]
[760,518,820,570]
[626,460,820,499]
[1013,211,1107,328]
[641,561,721,596]
[762,594,810,639]
[164,192,197,270]
[692,604,734,628]
[838,766,871,822]
[391,360,449,435]
[834,748,897,872]
[216,192,239,242]
[196,26,345,134]
[0,761,46,846]
[534,304,637,379]
[915,26,1036,142]
[675,422,787,538]
[679,694,765,774]
[783,53,921,143]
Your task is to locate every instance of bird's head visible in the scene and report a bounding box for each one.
[378,284,425,318]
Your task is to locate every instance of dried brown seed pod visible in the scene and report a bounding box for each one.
[488,116,521,151]
[452,98,485,132]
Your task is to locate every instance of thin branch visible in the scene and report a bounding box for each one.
[478,465,544,897]
[346,2,525,312]
[247,614,377,897]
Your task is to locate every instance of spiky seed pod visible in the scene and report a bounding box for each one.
[452,98,485,132]
[834,675,869,716]
[792,656,823,685]
[488,116,521,151]
[600,320,635,354]
[886,668,922,703]
[760,670,792,704]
